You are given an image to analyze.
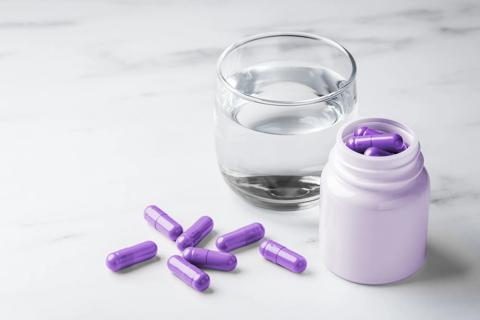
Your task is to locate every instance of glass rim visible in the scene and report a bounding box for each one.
[216,31,357,106]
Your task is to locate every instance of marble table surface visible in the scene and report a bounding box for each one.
[1,0,479,319]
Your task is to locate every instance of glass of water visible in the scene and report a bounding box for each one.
[215,32,357,210]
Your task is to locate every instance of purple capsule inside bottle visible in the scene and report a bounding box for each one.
[167,255,210,292]
[176,216,214,251]
[346,133,404,153]
[259,240,307,273]
[216,222,265,252]
[354,126,384,137]
[106,241,157,272]
[183,247,237,271]
[364,147,394,157]
[144,205,183,241]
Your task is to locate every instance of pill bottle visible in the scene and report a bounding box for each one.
[319,117,430,284]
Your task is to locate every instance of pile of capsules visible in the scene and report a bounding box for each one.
[106,205,307,292]
[346,126,408,156]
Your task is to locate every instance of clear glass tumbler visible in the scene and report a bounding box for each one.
[215,32,357,210]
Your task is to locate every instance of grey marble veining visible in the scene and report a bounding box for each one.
[0,20,78,29]
[0,0,479,319]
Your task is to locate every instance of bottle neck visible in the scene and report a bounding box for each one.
[330,118,424,191]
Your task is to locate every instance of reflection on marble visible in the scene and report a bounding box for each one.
[0,0,479,319]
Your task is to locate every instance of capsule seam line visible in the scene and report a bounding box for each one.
[276,247,286,264]
[154,215,161,231]
[205,249,210,265]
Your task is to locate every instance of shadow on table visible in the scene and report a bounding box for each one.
[390,243,470,286]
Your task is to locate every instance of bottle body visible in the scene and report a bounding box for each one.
[319,118,430,284]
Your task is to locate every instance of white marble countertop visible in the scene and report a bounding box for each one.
[1,0,479,319]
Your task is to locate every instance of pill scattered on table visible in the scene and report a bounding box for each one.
[183,247,237,271]
[106,241,157,272]
[176,216,214,251]
[144,205,183,241]
[216,222,265,252]
[167,255,210,292]
[259,239,307,273]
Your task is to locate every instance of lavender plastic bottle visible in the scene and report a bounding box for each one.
[320,118,430,284]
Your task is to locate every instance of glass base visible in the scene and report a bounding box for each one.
[222,172,321,211]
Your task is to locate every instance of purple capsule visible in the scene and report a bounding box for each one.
[183,247,237,271]
[106,241,157,272]
[259,240,307,273]
[176,216,213,251]
[144,205,183,241]
[346,133,404,153]
[364,147,394,157]
[354,126,384,136]
[167,255,210,292]
[216,223,265,252]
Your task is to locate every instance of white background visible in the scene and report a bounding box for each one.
[1,0,479,319]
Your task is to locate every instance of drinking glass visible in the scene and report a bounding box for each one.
[215,32,357,210]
